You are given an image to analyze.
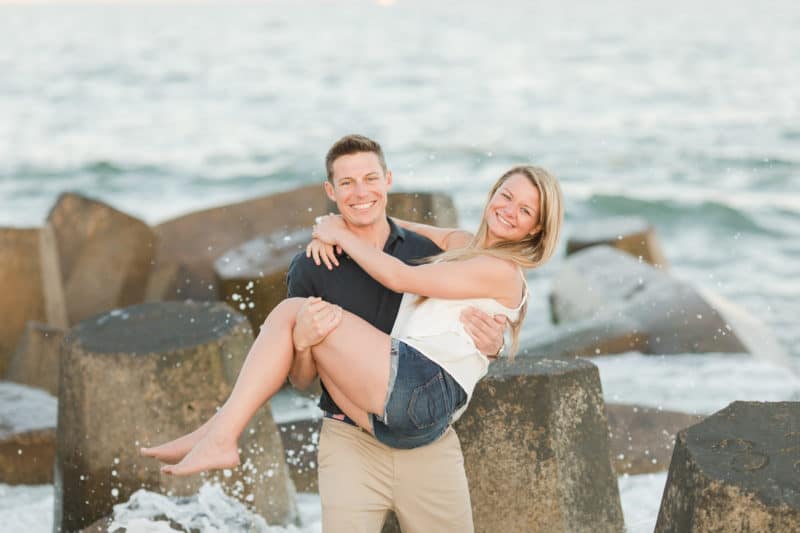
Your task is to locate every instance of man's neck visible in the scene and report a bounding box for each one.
[345,216,391,249]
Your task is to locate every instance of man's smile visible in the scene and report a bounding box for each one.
[351,201,377,211]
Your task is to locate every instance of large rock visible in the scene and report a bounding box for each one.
[655,401,800,532]
[454,356,624,533]
[277,416,321,493]
[54,302,297,532]
[214,191,459,330]
[566,216,669,268]
[5,321,65,396]
[269,387,324,493]
[0,381,56,484]
[215,228,312,331]
[385,191,458,227]
[152,184,329,301]
[519,316,648,358]
[0,227,66,373]
[143,262,187,303]
[549,246,785,357]
[606,403,703,475]
[46,193,156,325]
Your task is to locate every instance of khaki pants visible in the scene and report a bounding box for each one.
[318,418,474,533]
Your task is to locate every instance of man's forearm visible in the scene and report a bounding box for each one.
[288,346,317,390]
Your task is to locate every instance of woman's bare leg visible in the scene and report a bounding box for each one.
[307,312,398,431]
[140,415,216,463]
[317,366,374,432]
[155,297,310,474]
[141,349,320,463]
[158,299,392,476]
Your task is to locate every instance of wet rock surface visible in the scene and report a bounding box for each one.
[656,401,800,532]
[519,316,647,358]
[0,381,57,484]
[55,301,296,532]
[5,321,65,396]
[454,356,624,533]
[153,184,328,301]
[46,193,156,326]
[0,228,47,372]
[566,216,669,268]
[385,191,458,227]
[606,403,703,475]
[549,246,770,356]
[215,228,312,331]
[276,417,321,494]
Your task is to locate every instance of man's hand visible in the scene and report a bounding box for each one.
[293,297,343,352]
[289,297,342,390]
[460,307,507,359]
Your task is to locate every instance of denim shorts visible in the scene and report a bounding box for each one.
[370,339,467,449]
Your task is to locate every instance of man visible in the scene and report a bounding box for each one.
[286,134,505,533]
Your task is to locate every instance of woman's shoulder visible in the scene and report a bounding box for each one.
[465,255,524,307]
[466,254,519,276]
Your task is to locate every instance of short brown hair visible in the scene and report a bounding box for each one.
[325,134,387,182]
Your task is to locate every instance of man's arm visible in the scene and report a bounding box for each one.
[286,256,328,390]
[289,297,342,389]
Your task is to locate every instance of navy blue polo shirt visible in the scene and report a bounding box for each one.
[286,218,442,416]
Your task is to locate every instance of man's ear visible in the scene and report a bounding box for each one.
[323,180,336,202]
[385,170,393,189]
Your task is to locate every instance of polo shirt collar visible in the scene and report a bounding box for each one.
[386,217,406,246]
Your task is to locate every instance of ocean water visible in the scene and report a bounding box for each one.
[1,0,799,531]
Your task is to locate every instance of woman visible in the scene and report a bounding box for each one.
[141,165,563,475]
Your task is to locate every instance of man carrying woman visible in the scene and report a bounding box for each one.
[142,134,563,532]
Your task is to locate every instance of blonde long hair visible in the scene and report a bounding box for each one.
[421,165,564,358]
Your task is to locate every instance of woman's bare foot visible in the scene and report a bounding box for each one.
[140,423,211,463]
[160,433,240,476]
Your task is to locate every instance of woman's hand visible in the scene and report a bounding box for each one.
[312,214,348,245]
[306,238,342,270]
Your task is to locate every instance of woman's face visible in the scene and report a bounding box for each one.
[484,173,541,245]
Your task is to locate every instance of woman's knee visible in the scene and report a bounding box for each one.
[262,297,305,328]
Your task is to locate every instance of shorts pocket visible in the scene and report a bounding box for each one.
[407,372,450,430]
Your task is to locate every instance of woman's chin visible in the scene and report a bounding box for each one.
[486,223,515,243]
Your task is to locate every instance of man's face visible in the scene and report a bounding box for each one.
[325,151,392,228]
